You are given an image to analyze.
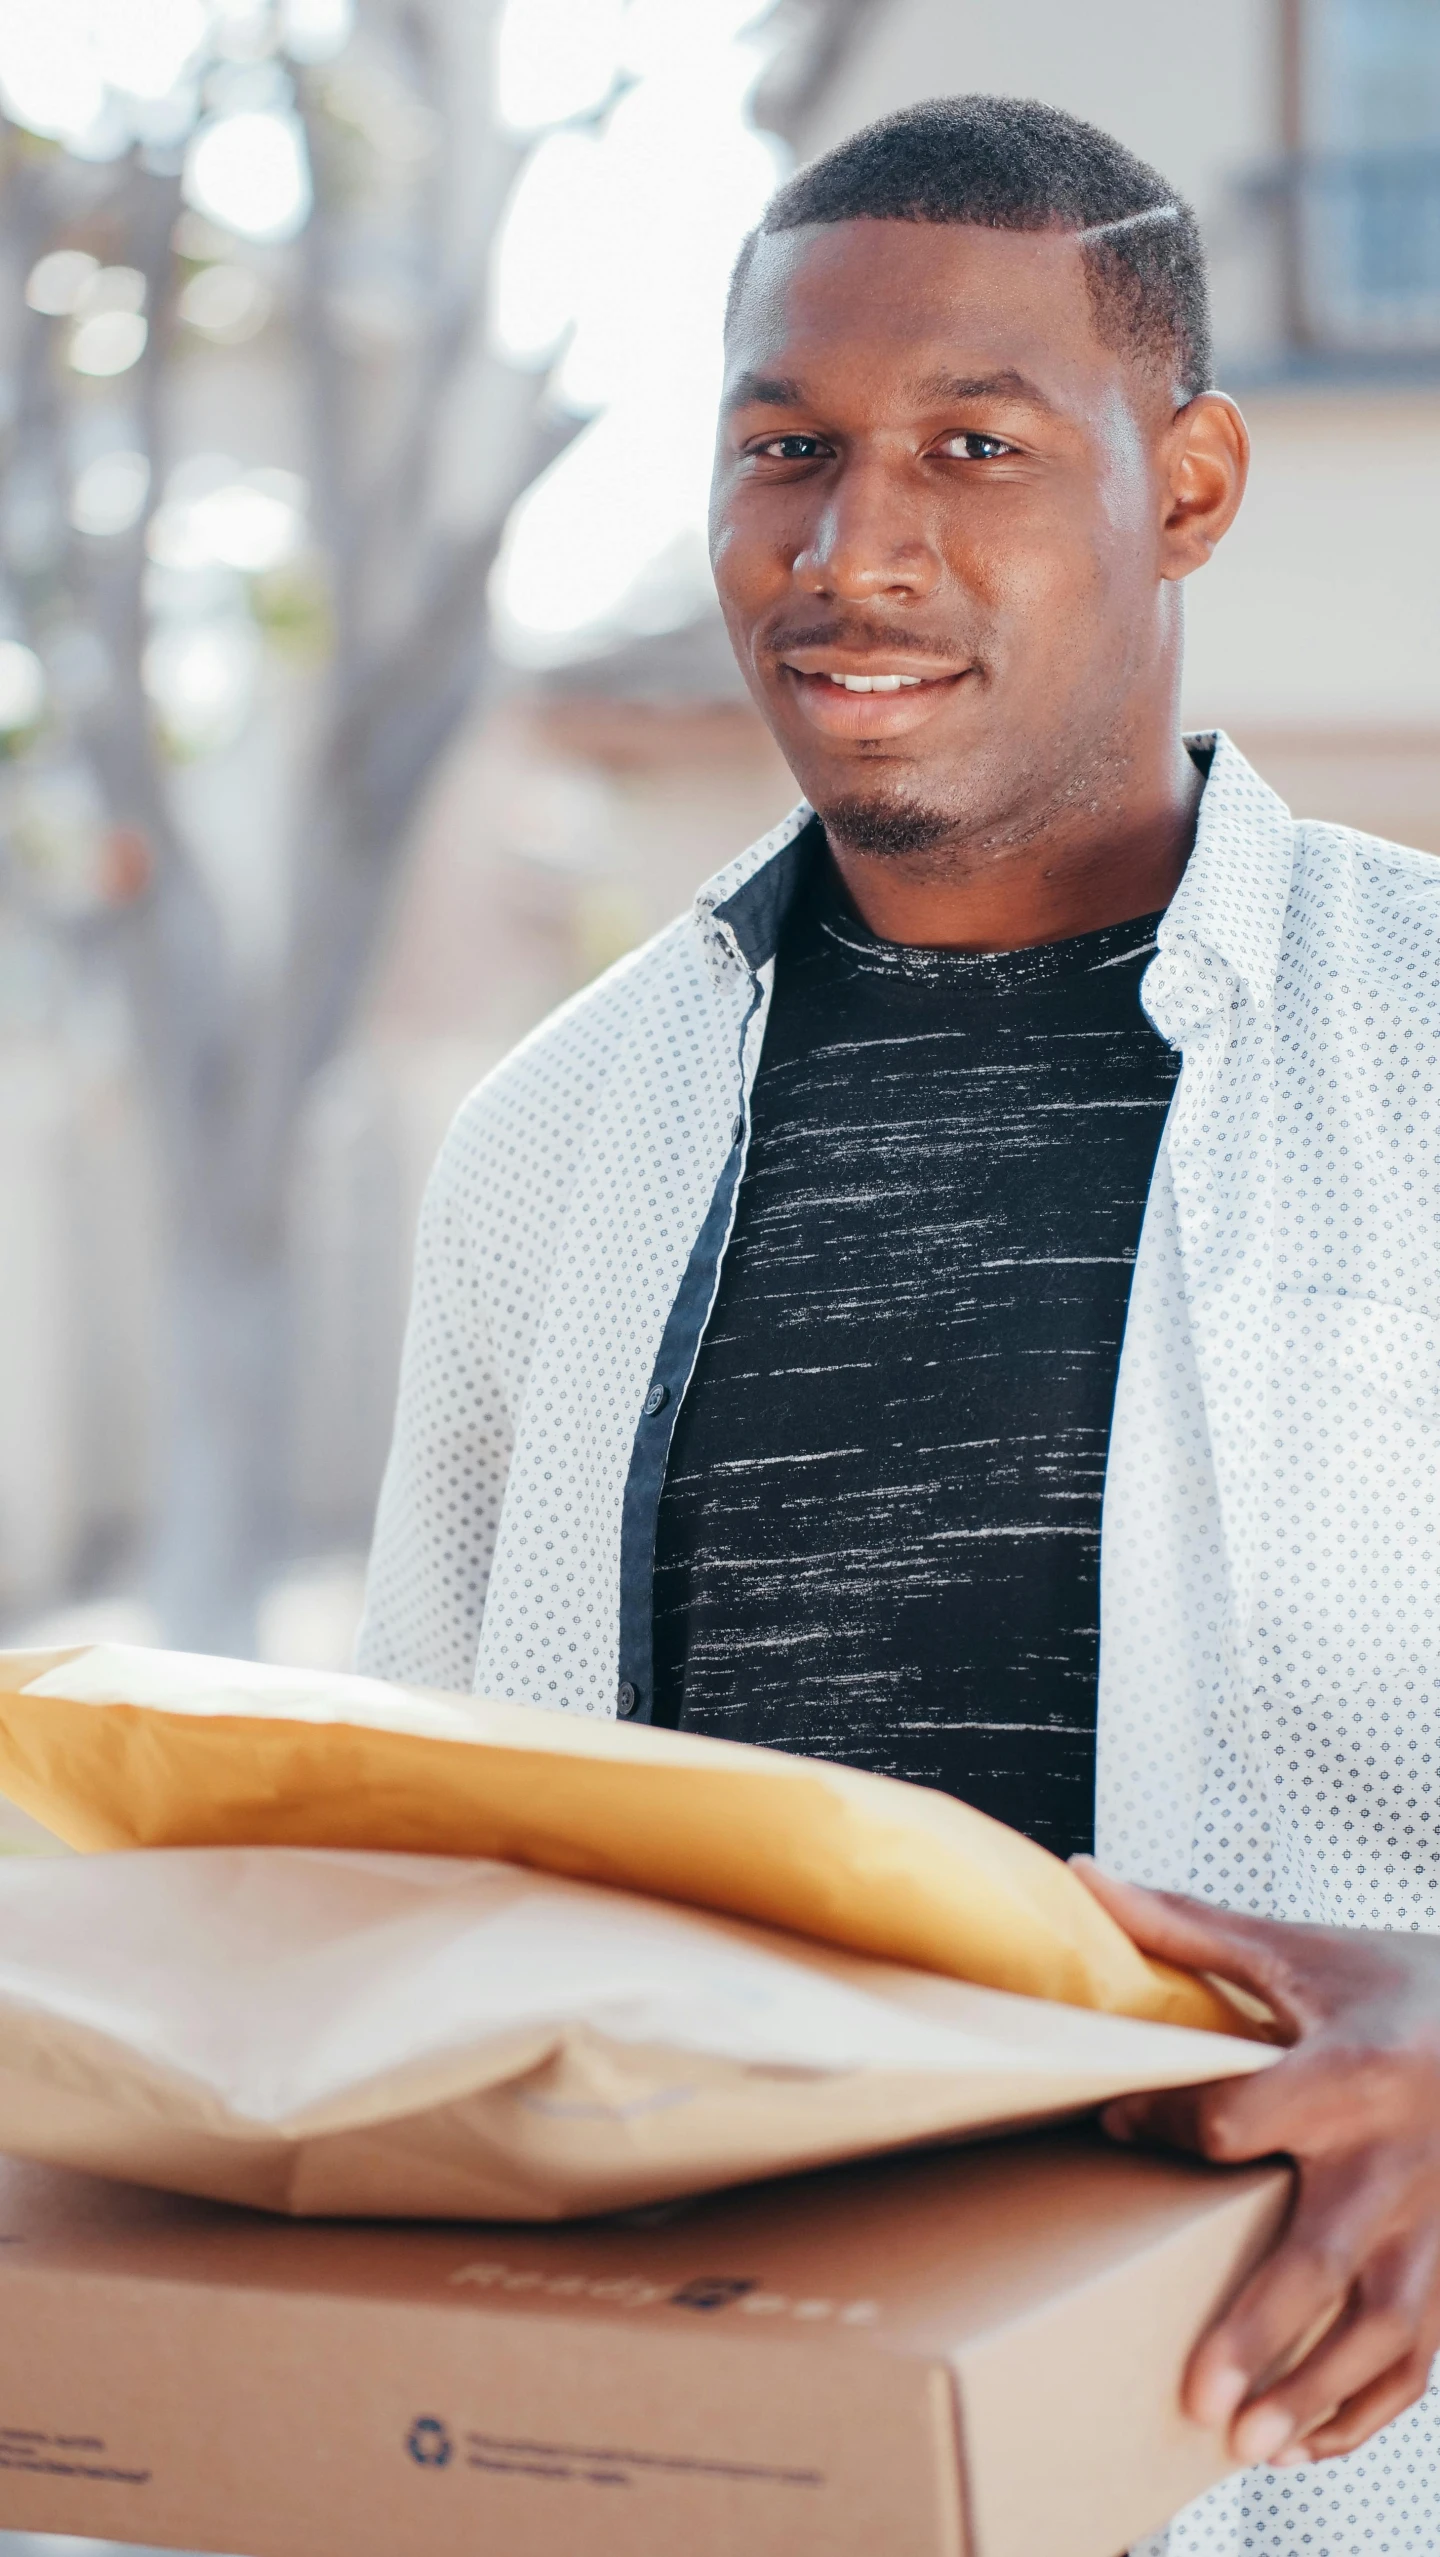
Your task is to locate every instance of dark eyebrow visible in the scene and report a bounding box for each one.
[914,367,1059,412]
[723,369,805,414]
[724,363,1061,417]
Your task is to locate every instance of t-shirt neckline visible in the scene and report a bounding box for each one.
[811,849,1166,992]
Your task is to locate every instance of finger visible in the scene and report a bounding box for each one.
[1185,2196,1369,2429]
[1102,2082,1229,2155]
[1229,2290,1419,2465]
[1071,1862,1313,2030]
[1104,2052,1325,2162]
[1105,2037,1390,2165]
[1286,2348,1436,2463]
[1279,2227,1440,2459]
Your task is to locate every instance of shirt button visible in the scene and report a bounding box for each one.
[616,1682,638,1717]
[643,1383,669,1416]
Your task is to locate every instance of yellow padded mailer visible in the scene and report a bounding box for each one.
[0,1642,1260,2038]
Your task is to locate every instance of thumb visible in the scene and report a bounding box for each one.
[1071,1857,1306,2039]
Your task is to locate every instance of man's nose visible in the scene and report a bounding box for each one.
[791,460,942,603]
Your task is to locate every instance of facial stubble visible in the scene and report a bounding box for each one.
[810,717,1140,879]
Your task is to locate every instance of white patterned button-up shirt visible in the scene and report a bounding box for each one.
[359,730,1440,2556]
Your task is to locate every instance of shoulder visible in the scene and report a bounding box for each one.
[1288,817,1440,947]
[1283,819,1440,1029]
[421,909,719,1238]
[1293,816,1440,898]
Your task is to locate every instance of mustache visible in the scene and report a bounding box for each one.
[764,615,976,664]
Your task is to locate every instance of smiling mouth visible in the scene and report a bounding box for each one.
[818,671,928,693]
[783,664,959,690]
[778,661,968,736]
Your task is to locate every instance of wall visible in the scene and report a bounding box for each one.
[1183,389,1440,733]
[801,0,1282,364]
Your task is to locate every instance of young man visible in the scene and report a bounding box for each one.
[360,99,1440,2553]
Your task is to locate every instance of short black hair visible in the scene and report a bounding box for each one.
[727,96,1212,401]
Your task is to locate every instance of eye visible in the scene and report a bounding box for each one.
[935,431,1016,461]
[751,433,830,462]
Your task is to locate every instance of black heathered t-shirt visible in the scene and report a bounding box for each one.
[650,841,1181,1859]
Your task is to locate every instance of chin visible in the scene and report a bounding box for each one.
[810,787,962,860]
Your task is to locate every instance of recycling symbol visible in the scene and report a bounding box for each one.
[406,2417,454,2468]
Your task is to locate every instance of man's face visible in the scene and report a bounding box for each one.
[710,218,1200,857]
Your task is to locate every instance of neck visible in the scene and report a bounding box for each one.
[822,729,1204,953]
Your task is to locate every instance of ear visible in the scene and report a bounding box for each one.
[1158,391,1249,581]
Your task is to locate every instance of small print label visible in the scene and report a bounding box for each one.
[402,2415,823,2494]
[463,2430,823,2490]
[0,2425,150,2487]
[449,2259,881,2325]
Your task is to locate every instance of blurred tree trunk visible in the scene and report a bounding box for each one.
[0,0,562,1645]
[0,0,868,1651]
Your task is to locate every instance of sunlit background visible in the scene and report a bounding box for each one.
[0,0,1438,1772]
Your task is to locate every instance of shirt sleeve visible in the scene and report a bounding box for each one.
[354,1116,512,1692]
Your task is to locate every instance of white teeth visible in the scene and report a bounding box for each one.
[824,672,925,693]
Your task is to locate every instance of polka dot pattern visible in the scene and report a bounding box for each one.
[1136,2388,1440,2557]
[360,736,1440,2549]
[357,801,811,1707]
[1103,753,1440,2551]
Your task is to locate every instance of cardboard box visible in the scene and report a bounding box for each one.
[0,2128,1290,2557]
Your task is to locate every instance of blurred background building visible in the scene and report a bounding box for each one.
[0,0,1437,1688]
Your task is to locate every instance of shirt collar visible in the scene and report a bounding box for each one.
[692,801,817,983]
[1143,729,1296,1044]
[691,728,1296,1009]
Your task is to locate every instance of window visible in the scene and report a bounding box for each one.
[1286,0,1440,348]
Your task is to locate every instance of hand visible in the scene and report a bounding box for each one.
[1072,1858,1440,2467]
